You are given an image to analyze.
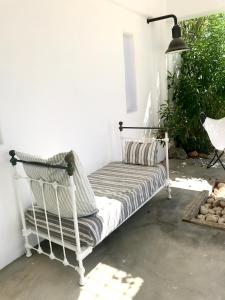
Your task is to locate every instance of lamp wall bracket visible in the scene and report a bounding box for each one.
[147,14,178,25]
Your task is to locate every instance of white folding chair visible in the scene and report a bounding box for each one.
[200,112,225,169]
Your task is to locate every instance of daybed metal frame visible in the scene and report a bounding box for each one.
[9,123,171,286]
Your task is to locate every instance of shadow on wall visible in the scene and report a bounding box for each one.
[143,91,152,127]
[144,71,162,130]
[0,127,3,145]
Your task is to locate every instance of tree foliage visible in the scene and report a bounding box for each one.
[160,13,225,153]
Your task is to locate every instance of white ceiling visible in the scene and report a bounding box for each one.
[108,0,225,20]
[167,0,225,19]
[105,0,167,17]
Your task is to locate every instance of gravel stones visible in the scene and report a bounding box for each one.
[200,205,208,215]
[197,183,225,224]
[218,217,225,224]
[206,215,219,223]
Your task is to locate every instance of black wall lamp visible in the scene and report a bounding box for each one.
[147,14,189,54]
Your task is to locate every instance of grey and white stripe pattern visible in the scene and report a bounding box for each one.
[123,141,157,166]
[16,151,98,218]
[25,162,166,247]
[25,206,102,246]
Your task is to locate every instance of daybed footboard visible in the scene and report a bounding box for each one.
[9,150,90,286]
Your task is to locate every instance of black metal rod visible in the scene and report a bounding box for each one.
[147,14,178,25]
[200,112,206,125]
[9,150,75,176]
[119,121,166,132]
[13,159,68,170]
[121,126,165,130]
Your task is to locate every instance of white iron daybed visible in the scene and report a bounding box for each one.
[9,123,171,286]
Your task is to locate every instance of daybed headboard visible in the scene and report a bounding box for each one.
[118,121,170,186]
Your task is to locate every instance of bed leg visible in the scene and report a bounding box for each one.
[23,230,32,257]
[167,184,172,199]
[25,247,32,258]
[165,131,171,199]
[79,272,85,286]
[77,259,85,286]
[167,179,172,199]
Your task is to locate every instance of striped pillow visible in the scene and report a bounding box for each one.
[123,141,157,166]
[16,151,98,218]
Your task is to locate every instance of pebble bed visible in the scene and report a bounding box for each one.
[197,183,225,224]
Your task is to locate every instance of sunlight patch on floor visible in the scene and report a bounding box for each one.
[171,177,212,192]
[78,263,143,300]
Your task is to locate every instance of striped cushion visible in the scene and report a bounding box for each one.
[25,206,101,246]
[16,151,98,218]
[123,141,157,166]
[25,162,166,247]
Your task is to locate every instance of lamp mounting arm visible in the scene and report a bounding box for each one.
[147,14,178,25]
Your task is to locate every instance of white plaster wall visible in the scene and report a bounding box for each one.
[167,0,225,19]
[0,0,167,268]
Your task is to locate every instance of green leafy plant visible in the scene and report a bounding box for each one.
[160,13,225,153]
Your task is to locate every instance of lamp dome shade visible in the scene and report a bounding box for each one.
[166,24,189,54]
[165,37,189,54]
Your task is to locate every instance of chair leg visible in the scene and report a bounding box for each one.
[217,151,225,170]
[207,150,217,168]
[207,150,225,169]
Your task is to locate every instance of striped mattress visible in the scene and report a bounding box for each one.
[25,162,166,247]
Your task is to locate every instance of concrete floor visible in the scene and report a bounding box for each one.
[1,159,225,300]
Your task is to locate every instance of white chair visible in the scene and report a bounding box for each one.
[200,112,225,169]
